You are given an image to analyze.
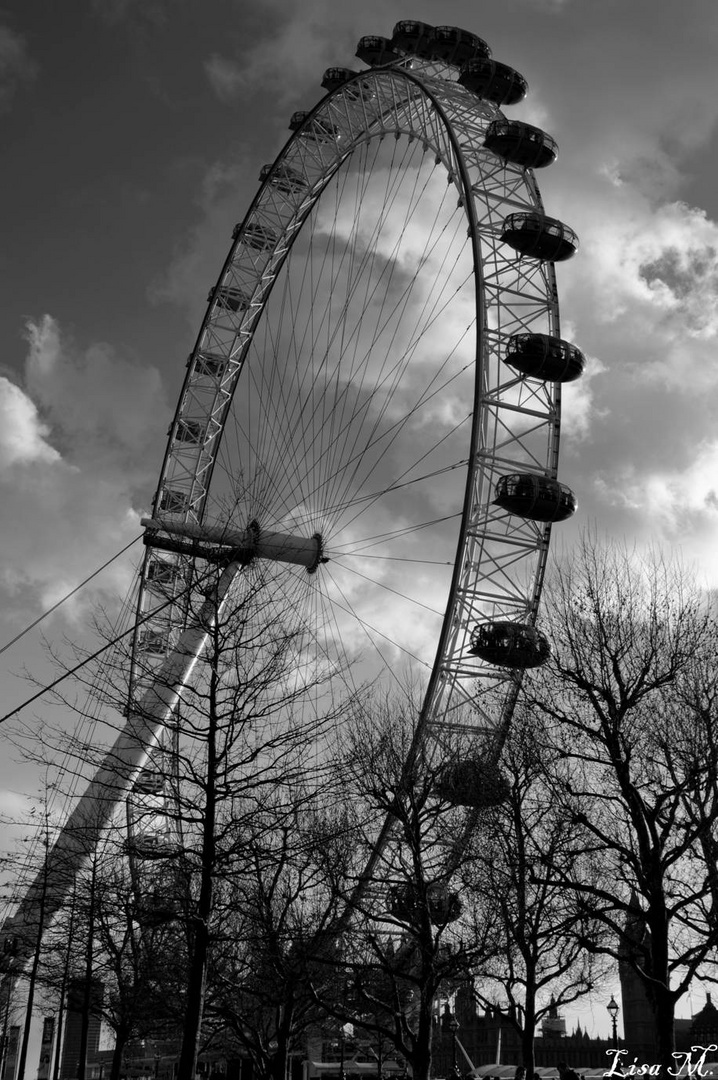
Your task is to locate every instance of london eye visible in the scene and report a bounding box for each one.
[4,17,583,957]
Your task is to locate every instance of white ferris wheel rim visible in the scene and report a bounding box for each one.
[133,62,565,754]
[3,35,582,945]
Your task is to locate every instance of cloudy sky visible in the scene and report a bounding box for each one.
[1,0,718,1036]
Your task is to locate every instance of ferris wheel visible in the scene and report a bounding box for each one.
[126,21,583,861]
[6,20,585,936]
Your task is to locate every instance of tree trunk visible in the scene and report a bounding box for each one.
[653,987,676,1077]
[521,989,536,1077]
[177,652,219,1080]
[109,1029,129,1080]
[410,993,434,1080]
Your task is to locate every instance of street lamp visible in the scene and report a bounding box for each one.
[339,1026,347,1080]
[607,995,620,1050]
[446,1015,460,1077]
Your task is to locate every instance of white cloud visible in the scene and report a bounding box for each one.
[560,353,606,443]
[590,441,718,587]
[204,24,333,110]
[617,441,718,532]
[0,25,37,110]
[25,315,167,470]
[201,0,380,110]
[0,316,169,622]
[588,201,718,340]
[0,378,61,469]
[204,54,245,104]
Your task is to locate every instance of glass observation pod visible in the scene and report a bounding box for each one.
[146,559,184,590]
[137,627,168,656]
[321,67,356,91]
[173,418,206,445]
[192,351,228,379]
[127,833,179,860]
[288,111,341,141]
[484,118,558,169]
[232,222,278,251]
[132,770,165,795]
[320,67,373,100]
[505,332,585,382]
[158,488,189,515]
[493,473,577,523]
[135,892,179,927]
[428,25,491,65]
[459,58,528,106]
[355,35,401,66]
[258,162,307,194]
[501,211,579,262]
[2,938,18,959]
[388,882,463,925]
[435,759,510,809]
[469,621,551,668]
[390,19,436,57]
[208,285,250,313]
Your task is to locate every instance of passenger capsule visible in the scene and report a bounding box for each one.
[127,834,177,860]
[289,110,308,130]
[146,560,184,590]
[322,67,374,101]
[233,222,277,251]
[469,621,550,668]
[459,58,528,105]
[484,119,558,169]
[174,418,205,445]
[135,891,179,927]
[428,26,491,66]
[501,212,578,262]
[356,35,400,66]
[137,628,168,656]
[132,771,164,795]
[193,351,228,379]
[505,333,585,383]
[258,163,307,194]
[158,488,189,515]
[493,473,577,523]
[321,67,358,91]
[288,111,340,141]
[436,759,510,809]
[209,285,250,313]
[391,19,436,58]
[388,882,462,925]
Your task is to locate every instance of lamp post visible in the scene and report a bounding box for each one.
[448,1016,460,1077]
[607,995,620,1050]
[339,981,349,1080]
[339,1025,347,1080]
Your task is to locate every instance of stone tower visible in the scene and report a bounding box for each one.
[689,994,718,1049]
[618,892,655,1061]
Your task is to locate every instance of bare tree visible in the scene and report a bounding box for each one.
[205,798,350,1080]
[465,712,611,1076]
[315,695,499,1080]
[524,533,718,1073]
[3,557,353,1080]
[163,564,350,1080]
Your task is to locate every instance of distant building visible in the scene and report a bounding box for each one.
[686,993,718,1050]
[430,968,718,1075]
[618,892,654,1062]
[616,895,718,1063]
[430,982,614,1073]
[541,999,566,1039]
[59,979,103,1080]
